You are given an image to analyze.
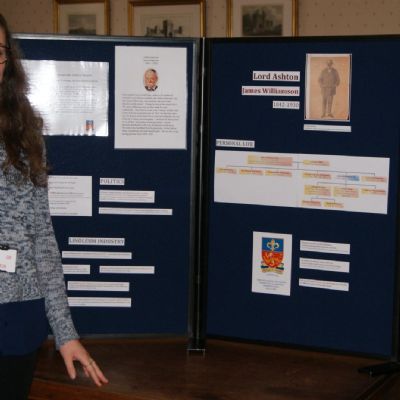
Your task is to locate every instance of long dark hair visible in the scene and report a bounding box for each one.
[0,14,47,187]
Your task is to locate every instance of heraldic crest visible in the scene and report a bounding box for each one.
[261,237,284,274]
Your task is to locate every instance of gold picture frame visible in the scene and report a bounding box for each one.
[128,0,206,37]
[227,0,298,37]
[53,0,110,35]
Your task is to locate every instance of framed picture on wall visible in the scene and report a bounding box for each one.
[227,0,298,37]
[128,0,206,37]
[53,0,110,35]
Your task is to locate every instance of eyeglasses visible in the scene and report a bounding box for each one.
[0,45,9,65]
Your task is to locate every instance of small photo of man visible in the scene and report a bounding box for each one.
[144,68,158,91]
[318,59,340,118]
[305,54,352,122]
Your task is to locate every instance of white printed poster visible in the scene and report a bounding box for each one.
[115,46,187,149]
[48,175,92,216]
[23,60,109,136]
[252,231,292,296]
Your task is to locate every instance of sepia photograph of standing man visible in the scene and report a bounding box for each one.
[305,54,351,122]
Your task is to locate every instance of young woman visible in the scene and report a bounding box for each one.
[0,14,108,399]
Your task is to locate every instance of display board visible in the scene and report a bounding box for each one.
[16,33,400,356]
[17,34,200,336]
[205,36,400,357]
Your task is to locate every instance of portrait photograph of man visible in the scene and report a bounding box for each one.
[305,54,352,121]
[143,68,158,91]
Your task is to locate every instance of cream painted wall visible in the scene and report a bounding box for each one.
[299,0,400,36]
[1,0,400,37]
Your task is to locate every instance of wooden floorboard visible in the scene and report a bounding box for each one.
[28,337,400,400]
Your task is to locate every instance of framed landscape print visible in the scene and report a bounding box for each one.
[53,0,110,35]
[128,0,205,37]
[227,0,297,37]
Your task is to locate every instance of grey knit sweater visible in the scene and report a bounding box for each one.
[0,144,79,348]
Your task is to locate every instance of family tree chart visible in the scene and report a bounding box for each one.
[215,150,389,214]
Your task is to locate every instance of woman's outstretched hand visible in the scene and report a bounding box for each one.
[59,339,109,387]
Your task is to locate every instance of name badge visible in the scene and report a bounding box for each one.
[0,249,17,273]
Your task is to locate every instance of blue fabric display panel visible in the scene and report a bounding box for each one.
[17,35,199,335]
[17,33,400,356]
[205,37,400,357]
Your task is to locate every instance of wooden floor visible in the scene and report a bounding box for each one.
[28,337,400,400]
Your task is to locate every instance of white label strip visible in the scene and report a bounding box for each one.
[100,178,125,186]
[63,264,91,275]
[62,251,132,259]
[99,207,173,216]
[300,240,350,255]
[242,86,300,96]
[299,278,349,291]
[303,124,351,132]
[68,281,129,292]
[68,237,125,246]
[272,100,300,110]
[99,190,155,203]
[100,266,155,274]
[252,71,300,81]
[216,139,255,148]
[299,258,349,273]
[68,297,132,307]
